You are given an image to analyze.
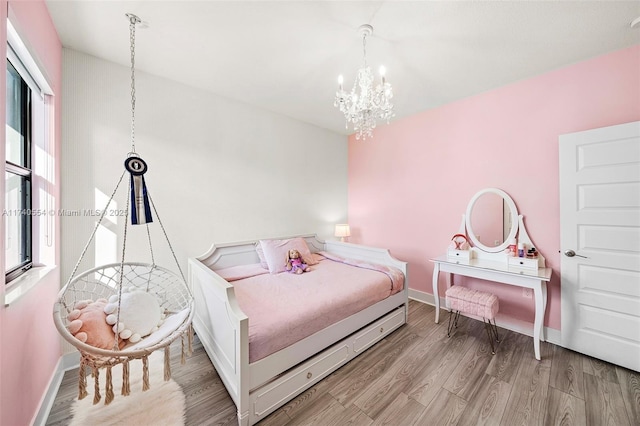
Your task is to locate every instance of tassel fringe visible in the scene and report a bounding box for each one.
[92,367,101,404]
[164,346,171,381]
[122,359,130,396]
[75,331,193,402]
[181,335,186,365]
[78,362,88,400]
[105,365,114,405]
[142,356,150,391]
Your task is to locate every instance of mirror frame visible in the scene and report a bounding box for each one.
[465,188,518,253]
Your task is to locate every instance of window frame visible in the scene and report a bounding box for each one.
[5,57,34,282]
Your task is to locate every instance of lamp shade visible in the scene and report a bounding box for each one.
[335,224,351,238]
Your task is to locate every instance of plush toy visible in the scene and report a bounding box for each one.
[285,249,308,274]
[103,288,164,344]
[67,298,125,350]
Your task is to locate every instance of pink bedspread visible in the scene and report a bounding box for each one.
[227,256,404,363]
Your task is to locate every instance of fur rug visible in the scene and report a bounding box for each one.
[70,352,185,426]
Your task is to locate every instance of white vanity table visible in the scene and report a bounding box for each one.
[431,188,552,361]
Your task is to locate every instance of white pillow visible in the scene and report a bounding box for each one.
[104,290,162,343]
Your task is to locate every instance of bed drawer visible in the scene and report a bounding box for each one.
[353,306,406,354]
[253,342,350,417]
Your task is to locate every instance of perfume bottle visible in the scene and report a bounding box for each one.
[518,242,525,257]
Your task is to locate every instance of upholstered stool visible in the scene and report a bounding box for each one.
[445,286,500,354]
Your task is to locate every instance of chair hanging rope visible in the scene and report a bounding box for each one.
[127,12,140,154]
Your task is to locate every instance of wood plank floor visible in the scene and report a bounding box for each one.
[46,300,640,425]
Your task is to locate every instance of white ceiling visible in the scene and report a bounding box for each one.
[46,1,640,135]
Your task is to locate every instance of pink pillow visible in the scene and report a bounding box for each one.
[67,299,125,350]
[259,237,317,274]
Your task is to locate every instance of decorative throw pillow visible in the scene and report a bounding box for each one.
[104,289,163,344]
[259,237,317,274]
[67,299,125,350]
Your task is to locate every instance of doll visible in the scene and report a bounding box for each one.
[285,249,308,274]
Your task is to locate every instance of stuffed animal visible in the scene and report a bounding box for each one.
[285,249,308,274]
[67,298,125,350]
[103,288,164,344]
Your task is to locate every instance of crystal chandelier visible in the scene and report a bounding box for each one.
[334,24,394,140]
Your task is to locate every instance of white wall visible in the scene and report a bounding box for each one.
[61,48,347,288]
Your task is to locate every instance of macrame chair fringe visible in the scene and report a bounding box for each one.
[122,359,131,396]
[180,325,194,365]
[188,324,194,356]
[93,367,101,405]
[142,355,150,391]
[164,346,172,381]
[105,365,114,405]
[78,362,88,400]
[63,319,193,404]
[181,334,186,365]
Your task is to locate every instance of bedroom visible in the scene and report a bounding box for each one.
[1,0,639,425]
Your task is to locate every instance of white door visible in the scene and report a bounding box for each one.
[559,121,640,372]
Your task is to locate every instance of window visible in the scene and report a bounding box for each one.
[5,59,32,282]
[3,20,54,291]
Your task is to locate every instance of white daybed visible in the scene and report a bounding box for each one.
[188,235,409,425]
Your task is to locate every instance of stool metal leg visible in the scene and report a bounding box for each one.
[482,317,500,355]
[447,310,460,337]
[490,318,500,343]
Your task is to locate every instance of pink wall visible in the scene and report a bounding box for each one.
[0,1,62,425]
[348,45,640,329]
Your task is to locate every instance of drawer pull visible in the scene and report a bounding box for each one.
[306,372,312,379]
[380,327,384,333]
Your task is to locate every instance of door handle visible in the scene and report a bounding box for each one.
[564,249,588,258]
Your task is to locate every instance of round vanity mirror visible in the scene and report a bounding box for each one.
[465,188,518,253]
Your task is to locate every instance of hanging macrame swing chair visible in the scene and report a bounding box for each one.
[53,13,194,405]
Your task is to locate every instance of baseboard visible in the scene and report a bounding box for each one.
[409,288,436,305]
[61,350,81,370]
[33,351,80,426]
[409,288,562,346]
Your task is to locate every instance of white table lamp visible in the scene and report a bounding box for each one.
[335,224,351,242]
